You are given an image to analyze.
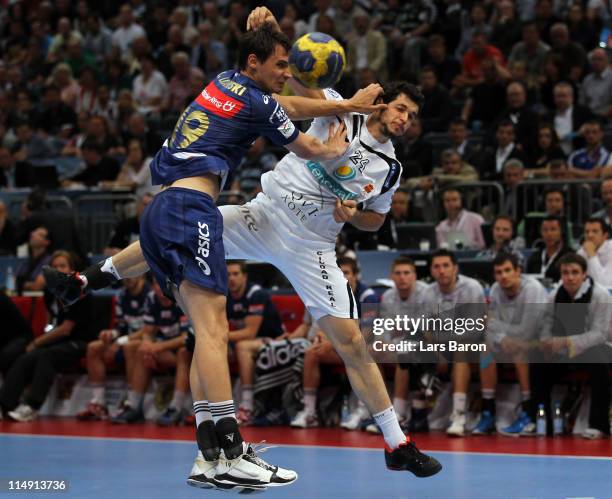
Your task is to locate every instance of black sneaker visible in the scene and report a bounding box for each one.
[385,440,442,477]
[42,266,85,306]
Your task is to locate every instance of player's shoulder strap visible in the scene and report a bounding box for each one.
[358,133,402,195]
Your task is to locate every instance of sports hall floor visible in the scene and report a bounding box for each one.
[1,420,610,499]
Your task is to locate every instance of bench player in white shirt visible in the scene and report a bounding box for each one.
[44,81,442,480]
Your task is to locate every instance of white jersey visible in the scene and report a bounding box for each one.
[261,88,402,242]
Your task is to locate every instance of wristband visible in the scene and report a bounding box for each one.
[116,335,129,346]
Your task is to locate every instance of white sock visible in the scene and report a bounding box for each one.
[373,406,406,450]
[482,389,495,400]
[127,390,142,409]
[194,400,212,426]
[170,391,187,410]
[241,385,254,411]
[453,392,467,414]
[521,391,531,402]
[101,257,122,280]
[91,385,105,405]
[303,389,316,415]
[209,400,236,424]
[393,397,408,417]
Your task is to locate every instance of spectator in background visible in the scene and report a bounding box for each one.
[406,149,478,192]
[567,3,599,51]
[478,120,527,182]
[101,139,155,196]
[377,189,421,248]
[306,0,335,33]
[62,140,120,187]
[448,118,480,165]
[191,22,228,82]
[576,218,612,287]
[65,37,98,78]
[592,178,612,227]
[455,31,509,92]
[49,62,80,110]
[489,0,522,57]
[477,214,524,262]
[397,117,433,179]
[104,192,154,256]
[528,122,566,171]
[508,21,550,83]
[418,66,453,133]
[0,201,17,255]
[38,84,77,136]
[15,227,52,294]
[165,51,204,113]
[568,119,609,178]
[0,146,33,189]
[549,22,588,81]
[82,13,113,64]
[76,274,150,421]
[230,137,277,197]
[47,17,82,64]
[84,115,123,157]
[496,81,539,158]
[502,159,526,219]
[122,113,160,158]
[531,253,611,439]
[0,251,94,422]
[333,0,367,42]
[133,53,168,116]
[461,58,508,130]
[436,188,486,250]
[11,121,55,167]
[455,3,492,59]
[424,34,461,91]
[0,292,33,375]
[112,5,146,61]
[345,12,387,84]
[223,261,284,425]
[579,48,612,119]
[525,215,573,281]
[74,66,99,114]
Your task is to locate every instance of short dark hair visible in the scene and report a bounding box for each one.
[81,139,104,155]
[337,256,359,274]
[558,252,587,273]
[544,187,565,200]
[431,249,457,266]
[497,119,515,132]
[585,217,609,233]
[449,117,467,128]
[391,255,416,272]
[493,214,515,234]
[381,81,424,110]
[493,252,520,270]
[238,24,291,70]
[584,118,604,130]
[227,260,247,273]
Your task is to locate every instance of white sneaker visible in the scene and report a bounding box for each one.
[8,404,38,422]
[581,428,605,440]
[340,406,368,431]
[446,411,467,437]
[290,409,318,428]
[214,442,298,488]
[186,451,217,489]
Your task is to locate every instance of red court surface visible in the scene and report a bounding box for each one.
[1,418,609,457]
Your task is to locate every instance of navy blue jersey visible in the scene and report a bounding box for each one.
[115,282,150,336]
[227,283,284,339]
[143,291,189,340]
[150,70,299,188]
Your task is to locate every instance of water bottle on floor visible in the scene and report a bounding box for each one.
[536,404,547,436]
[553,402,563,436]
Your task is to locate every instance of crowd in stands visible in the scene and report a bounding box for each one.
[0,1,611,439]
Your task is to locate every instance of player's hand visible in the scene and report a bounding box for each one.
[346,84,387,114]
[324,122,348,157]
[246,6,279,31]
[333,199,357,223]
[582,240,597,257]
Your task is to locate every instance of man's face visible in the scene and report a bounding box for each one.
[549,163,569,179]
[541,220,562,245]
[496,125,514,147]
[471,34,487,55]
[507,83,526,109]
[443,191,462,217]
[419,71,437,91]
[390,191,409,219]
[560,263,586,296]
[251,44,292,94]
[494,260,521,292]
[431,256,458,288]
[493,218,513,245]
[584,221,607,249]
[0,148,14,169]
[449,123,467,145]
[590,49,608,73]
[550,26,569,48]
[554,85,573,110]
[428,41,444,61]
[504,166,524,187]
[545,192,564,215]
[378,93,419,138]
[227,264,247,294]
[442,154,462,174]
[16,125,32,143]
[353,15,368,35]
[583,123,603,147]
[391,264,416,293]
[29,227,49,249]
[601,180,612,207]
[340,263,357,291]
[523,25,538,45]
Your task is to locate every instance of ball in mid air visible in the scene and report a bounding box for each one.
[288,32,346,89]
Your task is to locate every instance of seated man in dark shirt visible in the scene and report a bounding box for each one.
[525,216,573,284]
[62,140,120,188]
[104,193,154,256]
[228,261,284,425]
[0,291,33,375]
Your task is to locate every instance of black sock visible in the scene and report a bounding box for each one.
[482,398,496,414]
[215,417,243,459]
[196,420,220,461]
[82,261,118,291]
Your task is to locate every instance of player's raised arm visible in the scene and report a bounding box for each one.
[285,122,348,161]
[274,83,387,121]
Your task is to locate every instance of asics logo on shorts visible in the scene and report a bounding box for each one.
[196,221,212,276]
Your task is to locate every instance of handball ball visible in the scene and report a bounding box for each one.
[288,32,346,89]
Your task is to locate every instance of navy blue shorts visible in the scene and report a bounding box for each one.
[139,187,228,296]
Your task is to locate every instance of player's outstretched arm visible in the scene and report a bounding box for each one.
[285,123,347,161]
[274,83,387,121]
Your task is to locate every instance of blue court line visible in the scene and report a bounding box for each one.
[0,434,610,499]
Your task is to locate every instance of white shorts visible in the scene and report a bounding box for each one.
[220,193,358,321]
